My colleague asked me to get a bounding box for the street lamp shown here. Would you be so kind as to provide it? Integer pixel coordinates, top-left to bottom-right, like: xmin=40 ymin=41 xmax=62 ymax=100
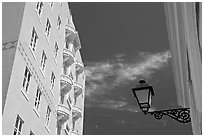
xmin=132 ymin=80 xmax=191 ymax=124
xmin=132 ymin=80 xmax=154 ymax=114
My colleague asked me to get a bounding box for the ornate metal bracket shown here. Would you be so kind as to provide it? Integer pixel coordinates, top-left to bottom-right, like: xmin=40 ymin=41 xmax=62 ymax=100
xmin=146 ymin=108 xmax=191 ymax=124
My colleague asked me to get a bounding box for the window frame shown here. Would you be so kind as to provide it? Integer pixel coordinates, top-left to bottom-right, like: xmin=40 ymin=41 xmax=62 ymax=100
xmin=45 ymin=18 xmax=51 ymax=37
xmin=22 ymin=66 xmax=31 ymax=93
xmin=30 ymin=130 xmax=34 ymax=135
xmin=57 ymin=15 xmax=62 ymax=30
xmin=54 ymin=42 xmax=59 ymax=58
xmin=13 ymin=115 xmax=24 ymax=135
xmin=40 ymin=50 xmax=47 ymax=73
xmin=50 ymin=71 xmax=55 ymax=90
xmin=30 ymin=27 xmax=38 ymax=52
xmin=50 ymin=2 xmax=54 ymax=9
xmin=34 ymin=86 xmax=42 ymax=111
xmin=45 ymin=106 xmax=51 ymax=126
xmin=36 ymin=2 xmax=43 ymax=17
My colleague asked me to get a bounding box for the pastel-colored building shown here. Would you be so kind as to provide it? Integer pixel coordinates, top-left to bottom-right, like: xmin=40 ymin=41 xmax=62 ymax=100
xmin=2 ymin=2 xmax=85 ymax=135
xmin=164 ymin=2 xmax=202 ymax=135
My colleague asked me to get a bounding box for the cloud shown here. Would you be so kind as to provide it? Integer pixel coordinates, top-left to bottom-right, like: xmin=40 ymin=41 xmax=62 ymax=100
xmin=84 ymin=50 xmax=171 ymax=112
xmin=85 ymin=50 xmax=171 ymax=97
xmin=86 ymin=98 xmax=139 ymax=113
xmin=115 ymin=53 xmax=126 ymax=62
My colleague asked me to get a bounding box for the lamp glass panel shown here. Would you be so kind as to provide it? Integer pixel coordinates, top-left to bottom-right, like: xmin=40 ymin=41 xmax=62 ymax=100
xmin=135 ymin=89 xmax=149 ymax=104
xmin=141 ymin=107 xmax=148 ymax=112
xmin=149 ymin=92 xmax=152 ymax=107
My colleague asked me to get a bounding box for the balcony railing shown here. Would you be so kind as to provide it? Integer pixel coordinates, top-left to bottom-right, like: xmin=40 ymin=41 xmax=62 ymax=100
xmin=73 ymin=32 xmax=81 ymax=51
xmin=63 ymin=48 xmax=75 ymax=68
xmin=66 ymin=25 xmax=76 ymax=34
xmin=65 ymin=25 xmax=76 ymax=44
xmin=72 ymin=105 xmax=82 ymax=121
xmin=65 ymin=24 xmax=81 ymax=51
xmin=74 ymin=81 xmax=83 ymax=98
xmin=64 ymin=123 xmax=70 ymax=135
xmin=60 ymin=74 xmax=73 ymax=95
xmin=76 ymin=60 xmax=84 ymax=76
xmin=70 ymin=131 xmax=80 ymax=135
xmin=57 ymin=104 xmax=70 ymax=125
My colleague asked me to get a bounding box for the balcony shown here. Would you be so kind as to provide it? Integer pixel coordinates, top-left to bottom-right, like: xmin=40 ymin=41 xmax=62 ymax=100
xmin=72 ymin=105 xmax=82 ymax=121
xmin=64 ymin=123 xmax=70 ymax=135
xmin=57 ymin=104 xmax=70 ymax=125
xmin=60 ymin=74 xmax=73 ymax=95
xmin=65 ymin=25 xmax=76 ymax=44
xmin=63 ymin=48 xmax=75 ymax=68
xmin=74 ymin=81 xmax=83 ymax=98
xmin=70 ymin=131 xmax=80 ymax=135
xmin=73 ymin=32 xmax=81 ymax=51
xmin=76 ymin=60 xmax=84 ymax=76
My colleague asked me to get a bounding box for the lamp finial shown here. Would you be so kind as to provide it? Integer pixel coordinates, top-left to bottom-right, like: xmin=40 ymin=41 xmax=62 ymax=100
xmin=139 ymin=79 xmax=146 ymax=84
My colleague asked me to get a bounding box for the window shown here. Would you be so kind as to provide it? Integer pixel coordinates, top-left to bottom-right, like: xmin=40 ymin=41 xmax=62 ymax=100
xmin=13 ymin=115 xmax=24 ymax=135
xmin=45 ymin=106 xmax=51 ymax=126
xmin=74 ymin=95 xmax=77 ymax=105
xmin=40 ymin=51 xmax=47 ymax=72
xmin=60 ymin=92 xmax=65 ymax=104
xmin=65 ymin=124 xmax=70 ymax=135
xmin=22 ymin=66 xmax=31 ymax=92
xmin=68 ymin=95 xmax=72 ymax=105
xmin=45 ymin=18 xmax=51 ymax=37
xmin=57 ymin=15 xmax=61 ymax=30
xmin=30 ymin=130 xmax=34 ymax=135
xmin=66 ymin=43 xmax=75 ymax=53
xmin=72 ymin=121 xmax=76 ymax=131
xmin=50 ymin=2 xmax=54 ymax=8
xmin=69 ymin=71 xmax=74 ymax=80
xmin=64 ymin=66 xmax=72 ymax=77
xmin=30 ymin=27 xmax=38 ymax=52
xmin=36 ymin=2 xmax=43 ymax=16
xmin=50 ymin=71 xmax=55 ymax=90
xmin=54 ymin=42 xmax=59 ymax=58
xmin=34 ymin=87 xmax=42 ymax=110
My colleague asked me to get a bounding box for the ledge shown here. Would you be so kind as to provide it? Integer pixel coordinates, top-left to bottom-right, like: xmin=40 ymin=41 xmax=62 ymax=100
xmin=21 ymin=89 xmax=29 ymax=101
xmin=44 ymin=124 xmax=50 ymax=133
xmin=33 ymin=107 xmax=40 ymax=118
xmin=49 ymin=88 xmax=54 ymax=96
xmin=44 ymin=33 xmax=50 ymax=46
xmin=29 ymin=46 xmax=36 ymax=60
xmin=57 ymin=28 xmax=61 ymax=38
xmin=35 ymin=9 xmax=42 ymax=24
xmin=39 ymin=68 xmax=46 ymax=79
xmin=53 ymin=56 xmax=58 ymax=66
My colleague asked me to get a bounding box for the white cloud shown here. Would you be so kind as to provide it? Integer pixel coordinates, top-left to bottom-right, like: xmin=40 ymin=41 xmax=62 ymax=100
xmin=86 ymin=98 xmax=139 ymax=113
xmin=85 ymin=50 xmax=171 ymax=97
xmin=84 ymin=50 xmax=171 ymax=112
xmin=115 ymin=53 xmax=126 ymax=62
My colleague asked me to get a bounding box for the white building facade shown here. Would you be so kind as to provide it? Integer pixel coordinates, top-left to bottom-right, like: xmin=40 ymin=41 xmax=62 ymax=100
xmin=164 ymin=2 xmax=202 ymax=135
xmin=2 ymin=2 xmax=85 ymax=135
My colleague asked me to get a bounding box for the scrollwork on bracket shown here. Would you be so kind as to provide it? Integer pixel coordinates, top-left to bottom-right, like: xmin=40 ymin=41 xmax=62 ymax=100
xmin=148 ymin=108 xmax=191 ymax=124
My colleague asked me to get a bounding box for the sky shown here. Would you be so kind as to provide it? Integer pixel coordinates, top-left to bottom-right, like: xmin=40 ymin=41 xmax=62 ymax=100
xmin=69 ymin=2 xmax=192 ymax=135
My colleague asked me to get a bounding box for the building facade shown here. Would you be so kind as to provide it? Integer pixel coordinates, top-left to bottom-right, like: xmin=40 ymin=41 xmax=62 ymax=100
xmin=164 ymin=2 xmax=202 ymax=135
xmin=2 ymin=2 xmax=85 ymax=135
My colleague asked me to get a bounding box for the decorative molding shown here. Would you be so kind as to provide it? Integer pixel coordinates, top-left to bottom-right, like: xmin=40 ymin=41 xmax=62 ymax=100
xmin=17 ymin=41 xmax=57 ymax=118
